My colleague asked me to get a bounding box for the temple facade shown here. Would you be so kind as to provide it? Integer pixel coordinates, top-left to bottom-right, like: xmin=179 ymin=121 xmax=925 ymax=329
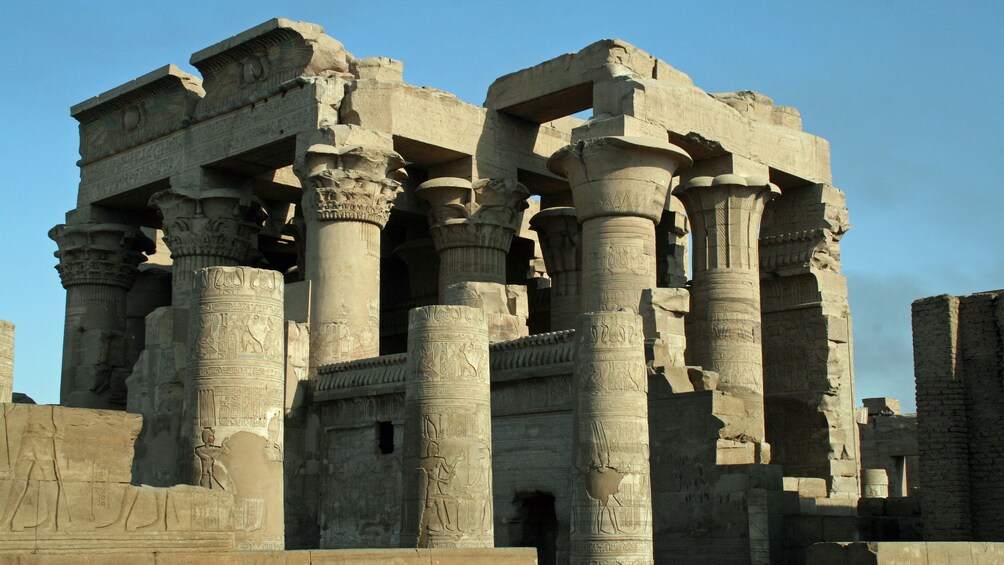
xmin=4 ymin=17 xmax=923 ymax=564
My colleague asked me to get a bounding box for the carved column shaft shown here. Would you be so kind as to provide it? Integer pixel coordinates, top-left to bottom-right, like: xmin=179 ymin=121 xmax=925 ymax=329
xmin=185 ymin=266 xmax=285 ymax=550
xmin=675 ymin=174 xmax=779 ymax=445
xmin=571 ymin=311 xmax=653 ymax=564
xmin=0 ymin=320 xmax=13 ymax=403
xmin=547 ymin=136 xmax=692 ymax=315
xmin=49 ymin=222 xmax=152 ymax=407
xmin=530 ymin=207 xmax=582 ymax=331
xmin=296 ymin=143 xmax=405 ymax=373
xmin=581 ymin=216 xmax=656 ymax=312
xmin=401 ymin=305 xmax=493 ymax=548
xmin=306 ymin=219 xmax=382 ymax=366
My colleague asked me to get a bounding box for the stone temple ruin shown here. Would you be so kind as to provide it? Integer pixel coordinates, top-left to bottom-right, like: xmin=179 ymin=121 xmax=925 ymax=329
xmin=2 ymin=17 xmax=1001 ymax=564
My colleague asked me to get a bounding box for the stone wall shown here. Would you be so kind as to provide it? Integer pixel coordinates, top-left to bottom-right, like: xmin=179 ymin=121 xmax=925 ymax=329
xmin=912 ymin=290 xmax=1004 ymax=541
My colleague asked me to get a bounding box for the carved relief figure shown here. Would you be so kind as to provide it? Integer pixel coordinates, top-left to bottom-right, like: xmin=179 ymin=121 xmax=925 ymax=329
xmin=194 ymin=427 xmax=233 ymax=491
xmin=419 ymin=440 xmax=461 ymax=538
xmin=584 ymin=422 xmax=625 ymax=535
xmin=0 ymin=406 xmax=67 ymax=531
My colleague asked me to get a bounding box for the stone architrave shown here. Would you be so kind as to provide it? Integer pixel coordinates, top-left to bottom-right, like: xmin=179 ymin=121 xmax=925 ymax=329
xmin=529 ymin=207 xmax=582 ymax=330
xmin=295 ymin=142 xmax=405 ymax=372
xmin=547 ymin=136 xmax=692 ymax=313
xmin=416 ymin=177 xmax=530 ymax=299
xmin=186 ymin=266 xmax=285 ymax=550
xmin=400 ymin=305 xmax=493 ymax=548
xmin=49 ymin=222 xmax=153 ymax=408
xmin=149 ymin=188 xmax=266 ymax=308
xmin=674 ymin=174 xmax=780 ymax=448
xmin=571 ymin=311 xmax=653 ymax=564
xmin=0 ymin=321 xmax=13 ymax=403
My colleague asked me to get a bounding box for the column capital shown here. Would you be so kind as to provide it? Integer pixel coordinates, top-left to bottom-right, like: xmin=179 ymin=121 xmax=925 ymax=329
xmin=49 ymin=222 xmax=153 ymax=289
xmin=529 ymin=207 xmax=581 ymax=277
xmin=296 ymin=143 xmax=406 ymax=227
xmin=149 ymin=188 xmax=266 ymax=261
xmin=417 ymin=177 xmax=530 ymax=252
xmin=673 ymin=174 xmax=780 ymax=271
xmin=547 ymin=136 xmax=692 ymax=223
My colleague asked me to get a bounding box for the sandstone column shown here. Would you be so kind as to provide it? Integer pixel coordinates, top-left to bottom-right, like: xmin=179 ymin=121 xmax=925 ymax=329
xmin=571 ymin=311 xmax=653 ymax=564
xmin=0 ymin=320 xmax=13 ymax=403
xmin=548 ymin=137 xmax=692 ymax=313
xmin=149 ymin=188 xmax=266 ymax=308
xmin=416 ymin=177 xmax=530 ymax=298
xmin=186 ymin=266 xmax=285 ymax=550
xmin=49 ymin=222 xmax=153 ymax=407
xmin=674 ymin=174 xmax=780 ymax=447
xmin=295 ymin=143 xmax=405 ymax=372
xmin=530 ymin=207 xmax=582 ymax=330
xmin=401 ymin=305 xmax=493 ymax=548
xmin=861 ymin=469 xmax=889 ymax=498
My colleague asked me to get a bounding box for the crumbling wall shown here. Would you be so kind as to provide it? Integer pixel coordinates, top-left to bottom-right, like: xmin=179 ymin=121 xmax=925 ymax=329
xmin=913 ymin=290 xmax=1004 ymax=542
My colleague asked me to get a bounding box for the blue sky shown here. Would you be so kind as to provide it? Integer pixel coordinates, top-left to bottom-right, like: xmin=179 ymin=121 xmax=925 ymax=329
xmin=1 ymin=1 xmax=1001 ymax=411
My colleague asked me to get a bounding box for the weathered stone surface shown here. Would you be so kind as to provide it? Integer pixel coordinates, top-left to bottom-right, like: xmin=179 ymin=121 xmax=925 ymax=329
xmin=149 ymin=187 xmax=267 ymax=308
xmin=549 ymin=136 xmax=691 ymax=314
xmin=530 ymin=207 xmax=582 ymax=331
xmin=807 ymin=542 xmax=1004 ymax=565
xmin=296 ymin=131 xmax=405 ymax=374
xmin=0 ymin=547 xmax=538 ymax=564
xmin=50 ymin=223 xmax=154 ymax=409
xmin=571 ymin=311 xmax=653 ymax=564
xmin=417 ymin=177 xmax=530 ymax=297
xmin=401 ymin=306 xmax=493 ymax=548
xmin=0 ymin=404 xmax=234 ymax=554
xmin=0 ymin=321 xmax=13 ymax=403
xmin=675 ymin=174 xmax=779 ymax=449
xmin=913 ymin=291 xmax=1004 ymax=542
xmin=46 ymin=19 xmax=880 ymax=563
xmin=71 ymin=64 xmax=204 ymax=164
xmin=190 ymin=18 xmax=351 ymax=121
xmin=185 ymin=267 xmax=285 ymax=550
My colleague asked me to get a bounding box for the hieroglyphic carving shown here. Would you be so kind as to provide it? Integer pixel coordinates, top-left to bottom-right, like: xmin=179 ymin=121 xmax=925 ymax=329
xmin=0 ymin=321 xmax=13 ymax=403
xmin=401 ymin=305 xmax=494 ymax=548
xmin=186 ymin=266 xmax=284 ymax=550
xmin=0 ymin=404 xmax=235 ymax=553
xmin=570 ymin=311 xmax=653 ymax=564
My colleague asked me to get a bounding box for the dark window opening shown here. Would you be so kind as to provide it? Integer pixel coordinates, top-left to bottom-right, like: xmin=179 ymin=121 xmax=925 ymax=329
xmin=378 ymin=421 xmax=394 ymax=454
